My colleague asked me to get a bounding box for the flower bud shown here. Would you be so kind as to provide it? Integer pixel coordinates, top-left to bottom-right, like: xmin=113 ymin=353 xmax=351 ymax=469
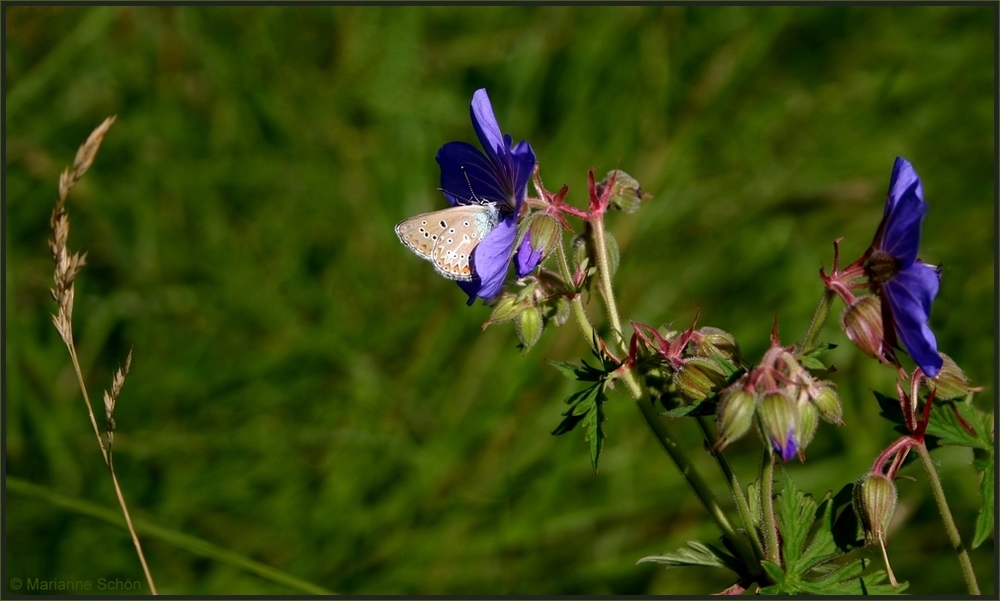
xmin=811 ymin=382 xmax=843 ymax=425
xmin=922 ymin=353 xmax=981 ymax=400
xmin=717 ymin=388 xmax=757 ymax=448
xmin=758 ymin=392 xmax=798 ymax=461
xmin=841 ymin=294 xmax=887 ymax=363
xmin=693 ymin=326 xmax=742 ymax=365
xmin=485 ymin=293 xmax=520 ymax=326
xmin=521 ymin=213 xmax=562 ymax=264
xmin=796 ymin=400 xmax=819 ymax=455
xmin=853 ymin=473 xmax=897 ymax=546
xmin=673 ymin=357 xmax=728 ymax=403
xmin=598 ymin=170 xmax=649 ymax=214
xmin=515 ymin=305 xmax=543 ymax=350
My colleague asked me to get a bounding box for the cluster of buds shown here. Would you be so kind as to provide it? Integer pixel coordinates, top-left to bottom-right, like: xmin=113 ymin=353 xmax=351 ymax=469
xmin=629 ymin=314 xmax=743 ymax=408
xmin=716 ymin=329 xmax=843 ymax=461
xmin=484 ymin=270 xmax=571 ymax=350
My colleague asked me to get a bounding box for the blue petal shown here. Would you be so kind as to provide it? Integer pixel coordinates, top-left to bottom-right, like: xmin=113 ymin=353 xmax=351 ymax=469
xmin=879 ymin=173 xmax=927 ymax=266
xmin=471 ymin=89 xmax=505 ymax=166
xmin=459 ymin=215 xmax=517 ymax=302
xmin=771 ymin=430 xmax=797 ymax=462
xmin=509 ymin=140 xmax=536 ymax=206
xmin=882 ymin=261 xmax=943 ymax=376
xmin=514 ymin=231 xmax=543 ymax=277
xmin=436 ymin=141 xmax=511 ymax=206
xmin=886 ymin=157 xmax=922 ymax=215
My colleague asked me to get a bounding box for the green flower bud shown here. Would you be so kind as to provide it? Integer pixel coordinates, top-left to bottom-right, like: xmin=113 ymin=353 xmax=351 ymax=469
xmin=922 ymin=353 xmax=981 ymax=400
xmin=515 ymin=305 xmax=543 ymax=350
xmin=717 ymin=388 xmax=757 ymax=448
xmin=521 ymin=213 xmax=562 ymax=263
xmin=812 ymin=382 xmax=843 ymax=425
xmin=796 ymin=400 xmax=819 ymax=453
xmin=841 ymin=295 xmax=887 ymax=363
xmin=673 ymin=357 xmax=728 ymax=402
xmin=853 ymin=473 xmax=898 ymax=546
xmin=694 ymin=326 xmax=742 ymax=365
xmin=598 ymin=170 xmax=649 ymax=214
xmin=758 ymin=392 xmax=798 ymax=461
xmin=485 ymin=293 xmax=520 ymax=326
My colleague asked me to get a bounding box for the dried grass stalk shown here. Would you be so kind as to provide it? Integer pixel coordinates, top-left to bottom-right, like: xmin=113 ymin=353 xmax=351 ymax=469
xmin=48 ymin=117 xmax=158 ymax=594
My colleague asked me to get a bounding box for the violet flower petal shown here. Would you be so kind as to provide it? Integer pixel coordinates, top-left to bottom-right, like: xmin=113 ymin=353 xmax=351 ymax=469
xmin=514 ymin=232 xmax=543 ymax=278
xmin=882 ymin=261 xmax=943 ymax=376
xmin=458 ymin=216 xmax=517 ymax=304
xmin=437 ymin=141 xmax=510 ymax=206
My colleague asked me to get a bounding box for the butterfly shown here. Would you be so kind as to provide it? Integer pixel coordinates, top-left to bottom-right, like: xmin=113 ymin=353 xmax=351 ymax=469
xmin=395 ymin=202 xmax=500 ymax=281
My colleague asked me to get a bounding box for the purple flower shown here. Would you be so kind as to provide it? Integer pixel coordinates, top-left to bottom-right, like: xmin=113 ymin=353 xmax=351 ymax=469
xmin=436 ymin=89 xmax=539 ymax=305
xmin=865 ymin=157 xmax=943 ymax=377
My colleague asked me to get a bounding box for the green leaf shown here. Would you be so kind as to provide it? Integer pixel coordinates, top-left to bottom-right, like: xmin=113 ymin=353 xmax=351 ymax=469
xmin=549 ymin=359 xmax=584 ymax=380
xmin=767 ymin=472 xmax=907 ymax=595
xmin=924 ymin=399 xmax=991 ymax=450
xmin=637 ymin=540 xmax=741 ymax=573
xmin=775 ymin=469 xmax=815 ymax=565
xmin=972 ymin=446 xmax=994 ymax=549
xmin=583 ymin=388 xmax=607 ymax=472
xmin=551 ymin=384 xmax=600 ymax=436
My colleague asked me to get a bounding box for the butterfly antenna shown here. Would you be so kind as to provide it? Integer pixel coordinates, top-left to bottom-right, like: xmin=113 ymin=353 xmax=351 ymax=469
xmin=438 ymin=166 xmax=492 ymax=207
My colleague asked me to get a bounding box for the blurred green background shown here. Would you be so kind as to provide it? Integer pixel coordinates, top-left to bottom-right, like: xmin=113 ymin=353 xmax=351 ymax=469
xmin=5 ymin=5 xmax=994 ymax=595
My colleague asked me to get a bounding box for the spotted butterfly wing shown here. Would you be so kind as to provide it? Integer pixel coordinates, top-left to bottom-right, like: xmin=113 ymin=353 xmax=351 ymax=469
xmin=395 ymin=204 xmax=500 ymax=281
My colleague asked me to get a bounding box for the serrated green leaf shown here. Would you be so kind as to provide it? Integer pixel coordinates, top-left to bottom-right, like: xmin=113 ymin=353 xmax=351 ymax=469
xmin=551 ymin=412 xmax=588 ymax=436
xmin=775 ymin=470 xmax=816 ymax=565
xmin=924 ymin=399 xmax=991 ymax=450
xmin=637 ymin=540 xmax=741 ymax=572
xmin=796 ymin=494 xmax=839 ymax=571
xmin=797 ymin=561 xmax=906 ymax=595
xmin=797 ymin=354 xmax=828 ymax=370
xmin=972 ymin=447 xmax=994 ymax=549
xmin=565 ymin=384 xmax=600 ymax=409
xmin=583 ymin=389 xmax=607 ymax=472
xmin=549 ymin=359 xmax=584 ymax=380
xmin=759 ymin=560 xmax=786 ymax=587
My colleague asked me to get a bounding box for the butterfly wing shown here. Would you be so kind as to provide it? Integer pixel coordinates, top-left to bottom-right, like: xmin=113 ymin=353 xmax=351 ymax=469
xmin=395 ymin=205 xmax=499 ymax=282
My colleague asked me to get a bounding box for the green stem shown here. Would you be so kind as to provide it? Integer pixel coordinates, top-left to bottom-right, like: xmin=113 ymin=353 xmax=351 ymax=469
xmin=697 ymin=416 xmax=765 ymax=562
xmin=556 ymin=238 xmax=597 ymax=349
xmin=633 ymin=391 xmax=758 ymax=572
xmin=590 ymin=217 xmax=626 ymax=354
xmin=760 ymin=450 xmax=779 ymax=564
xmin=800 ymin=288 xmax=835 ymax=353
xmin=569 ymin=216 xmax=757 ymax=574
xmin=914 ymin=443 xmax=980 ymax=594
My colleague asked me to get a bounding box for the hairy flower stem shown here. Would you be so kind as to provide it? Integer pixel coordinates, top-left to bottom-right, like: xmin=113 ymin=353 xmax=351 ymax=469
xmin=915 ymin=443 xmax=980 ymax=594
xmin=633 ymin=388 xmax=758 ymax=574
xmin=697 ymin=416 xmax=765 ymax=562
xmin=590 ymin=217 xmax=626 ymax=353
xmin=583 ymin=215 xmax=758 ymax=576
xmin=555 ymin=240 xmax=598 ymax=350
xmin=760 ymin=451 xmax=780 ymax=564
xmin=801 ymin=288 xmax=835 ymax=353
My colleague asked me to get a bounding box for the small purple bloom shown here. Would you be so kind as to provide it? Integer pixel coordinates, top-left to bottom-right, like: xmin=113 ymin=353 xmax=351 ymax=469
xmin=436 ymin=89 xmax=539 ymax=304
xmin=866 ymin=157 xmax=943 ymax=377
xmin=772 ymin=430 xmax=797 ymax=463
